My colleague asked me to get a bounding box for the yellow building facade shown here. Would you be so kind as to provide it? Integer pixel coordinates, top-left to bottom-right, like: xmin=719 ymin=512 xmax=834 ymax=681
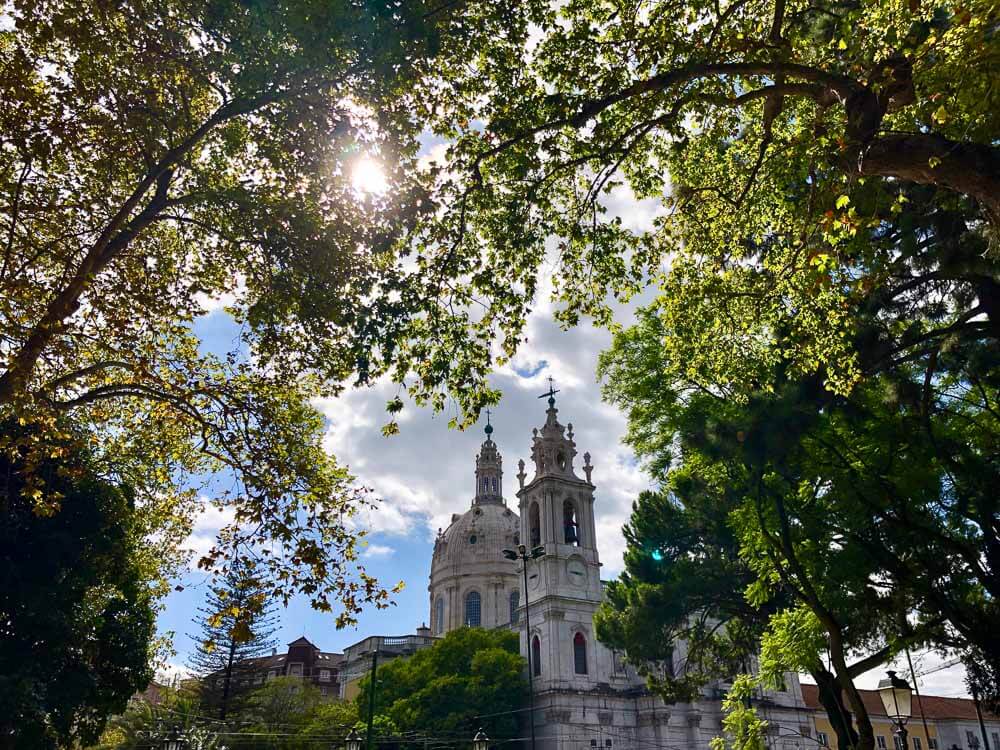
xmin=803 ymin=685 xmax=1000 ymax=750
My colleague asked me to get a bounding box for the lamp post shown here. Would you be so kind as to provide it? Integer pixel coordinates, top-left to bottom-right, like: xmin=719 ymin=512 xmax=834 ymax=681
xmin=345 ymin=728 xmax=364 ymax=750
xmin=366 ymin=645 xmax=380 ymax=750
xmin=473 ymin=728 xmax=490 ymax=750
xmin=878 ymin=670 xmax=914 ymax=750
xmin=503 ymin=543 xmax=544 ymax=750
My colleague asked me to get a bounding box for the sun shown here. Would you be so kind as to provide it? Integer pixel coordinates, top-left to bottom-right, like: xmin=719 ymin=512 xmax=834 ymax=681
xmin=351 ymin=156 xmax=388 ymax=195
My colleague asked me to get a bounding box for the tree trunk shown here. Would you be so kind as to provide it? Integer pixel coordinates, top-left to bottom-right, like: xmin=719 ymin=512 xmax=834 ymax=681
xmin=813 ymin=666 xmax=861 ymax=750
xmin=221 ymin=635 xmax=238 ymax=720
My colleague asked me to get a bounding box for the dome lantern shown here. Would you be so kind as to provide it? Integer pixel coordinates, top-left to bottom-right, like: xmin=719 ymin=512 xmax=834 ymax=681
xmin=474 ymin=409 xmax=504 ymax=505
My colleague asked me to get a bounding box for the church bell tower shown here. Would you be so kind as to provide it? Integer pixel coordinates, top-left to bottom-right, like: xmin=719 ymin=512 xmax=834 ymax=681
xmin=515 ymin=382 xmax=603 ymax=695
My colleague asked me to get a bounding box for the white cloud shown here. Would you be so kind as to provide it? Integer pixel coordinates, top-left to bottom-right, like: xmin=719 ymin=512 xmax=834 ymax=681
xmin=195 ymin=274 xmax=246 ymax=314
xmin=363 ymin=544 xmax=396 ymax=559
xmin=180 ymin=500 xmax=235 ymax=570
xmin=314 ymin=290 xmax=651 ymax=576
xmin=156 ymin=661 xmax=192 ymax=686
xmin=801 ymin=649 xmax=969 ymax=699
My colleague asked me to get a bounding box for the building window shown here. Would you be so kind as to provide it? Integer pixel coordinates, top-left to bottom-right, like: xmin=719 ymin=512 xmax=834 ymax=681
xmin=991 ymin=734 xmax=999 ymax=750
xmin=877 ymin=737 xmax=887 ymax=750
xmin=529 ymin=502 xmax=541 ymax=546
xmin=531 ymin=636 xmax=541 ymax=676
xmin=563 ymin=500 xmax=580 ymax=545
xmin=509 ymin=590 xmax=520 ymax=624
xmin=966 ymin=732 xmax=980 ymax=749
xmin=817 ymin=732 xmax=829 ymax=748
xmin=465 ymin=591 xmax=481 ymax=627
xmin=434 ymin=596 xmax=445 ymax=634
xmin=267 ymin=670 xmax=277 ymax=681
xmin=574 ymin=632 xmax=588 ymax=674
xmin=319 ymin=669 xmax=330 ymax=682
xmin=913 ymin=738 xmax=922 ymax=750
xmin=896 ymin=736 xmax=906 ymax=750
xmin=469 ymin=534 xmax=477 ymax=544
xmin=288 ymin=663 xmax=303 ymax=676
xmin=928 ymin=739 xmax=938 ymax=750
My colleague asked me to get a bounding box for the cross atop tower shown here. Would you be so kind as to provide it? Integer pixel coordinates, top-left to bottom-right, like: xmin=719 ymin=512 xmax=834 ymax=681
xmin=538 ymin=376 xmax=560 ymax=407
xmin=484 ymin=408 xmax=493 ymax=436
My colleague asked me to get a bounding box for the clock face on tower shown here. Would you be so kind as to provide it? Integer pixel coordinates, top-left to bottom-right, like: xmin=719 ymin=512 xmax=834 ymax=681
xmin=566 ymin=558 xmax=586 ymax=587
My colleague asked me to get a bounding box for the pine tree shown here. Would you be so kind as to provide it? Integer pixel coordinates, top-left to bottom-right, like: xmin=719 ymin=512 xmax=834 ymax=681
xmin=187 ymin=558 xmax=279 ymax=720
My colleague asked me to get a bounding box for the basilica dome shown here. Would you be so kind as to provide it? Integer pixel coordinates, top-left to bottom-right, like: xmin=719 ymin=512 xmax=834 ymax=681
xmin=427 ymin=426 xmax=523 ymax=634
xmin=432 ymin=502 xmax=521 ymax=571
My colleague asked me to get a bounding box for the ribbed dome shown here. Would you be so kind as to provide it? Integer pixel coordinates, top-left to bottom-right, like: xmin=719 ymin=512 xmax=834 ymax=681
xmin=427 ymin=424 xmax=523 ymax=634
xmin=432 ymin=503 xmax=520 ymax=569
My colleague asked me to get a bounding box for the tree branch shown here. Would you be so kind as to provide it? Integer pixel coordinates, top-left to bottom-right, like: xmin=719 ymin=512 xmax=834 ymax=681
xmin=855 ymin=133 xmax=1000 ymax=227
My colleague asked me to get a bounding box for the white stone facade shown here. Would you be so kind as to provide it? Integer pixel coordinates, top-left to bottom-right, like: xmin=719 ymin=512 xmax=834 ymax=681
xmin=429 ymin=397 xmax=814 ymax=750
xmin=429 ymin=425 xmax=522 ymax=633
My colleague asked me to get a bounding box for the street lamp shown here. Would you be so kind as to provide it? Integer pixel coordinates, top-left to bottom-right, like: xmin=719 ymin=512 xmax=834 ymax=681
xmin=878 ymin=670 xmax=913 ymax=750
xmin=473 ymin=728 xmax=490 ymax=750
xmin=345 ymin=728 xmax=364 ymax=750
xmin=502 ymin=543 xmax=544 ymax=750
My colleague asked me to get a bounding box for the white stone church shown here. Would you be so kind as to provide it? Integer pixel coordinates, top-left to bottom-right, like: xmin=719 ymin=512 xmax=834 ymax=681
xmin=425 ymin=391 xmax=815 ymax=750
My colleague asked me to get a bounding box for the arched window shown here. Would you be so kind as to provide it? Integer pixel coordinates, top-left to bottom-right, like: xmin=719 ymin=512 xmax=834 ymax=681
xmin=574 ymin=632 xmax=588 ymax=675
xmin=464 ymin=591 xmax=481 ymax=627
xmin=509 ymin=590 xmax=520 ymax=624
xmin=531 ymin=635 xmax=541 ymax=676
xmin=563 ymin=500 xmax=580 ymax=545
xmin=434 ymin=597 xmax=444 ymax=634
xmin=529 ymin=502 xmax=541 ymax=547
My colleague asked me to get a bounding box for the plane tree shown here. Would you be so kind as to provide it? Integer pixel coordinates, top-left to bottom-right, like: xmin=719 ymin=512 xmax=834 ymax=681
xmin=0 ymin=0 xmax=523 ymax=622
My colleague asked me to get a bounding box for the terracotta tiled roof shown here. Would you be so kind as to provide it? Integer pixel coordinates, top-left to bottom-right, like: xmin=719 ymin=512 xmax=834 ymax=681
xmin=801 ymin=684 xmax=1000 ymax=722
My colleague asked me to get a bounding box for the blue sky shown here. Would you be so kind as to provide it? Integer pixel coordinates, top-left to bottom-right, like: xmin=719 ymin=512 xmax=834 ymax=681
xmin=159 ymin=271 xmax=652 ymax=666
xmin=155 ymin=181 xmax=969 ymax=700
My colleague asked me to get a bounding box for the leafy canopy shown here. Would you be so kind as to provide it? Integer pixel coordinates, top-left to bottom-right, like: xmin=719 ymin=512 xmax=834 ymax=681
xmin=596 ymin=274 xmax=998 ymax=749
xmin=0 ymin=420 xmax=155 ymax=749
xmin=0 ymin=0 xmax=523 ymax=624
xmin=356 ymin=628 xmax=528 ymax=740
xmin=409 ymin=0 xmax=998 ymax=398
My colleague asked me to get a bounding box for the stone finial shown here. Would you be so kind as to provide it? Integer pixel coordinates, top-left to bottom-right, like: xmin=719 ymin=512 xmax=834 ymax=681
xmin=517 ymin=459 xmax=526 ymax=489
xmin=583 ymin=452 xmax=593 ymax=484
xmin=567 ymin=422 xmax=574 ymax=440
